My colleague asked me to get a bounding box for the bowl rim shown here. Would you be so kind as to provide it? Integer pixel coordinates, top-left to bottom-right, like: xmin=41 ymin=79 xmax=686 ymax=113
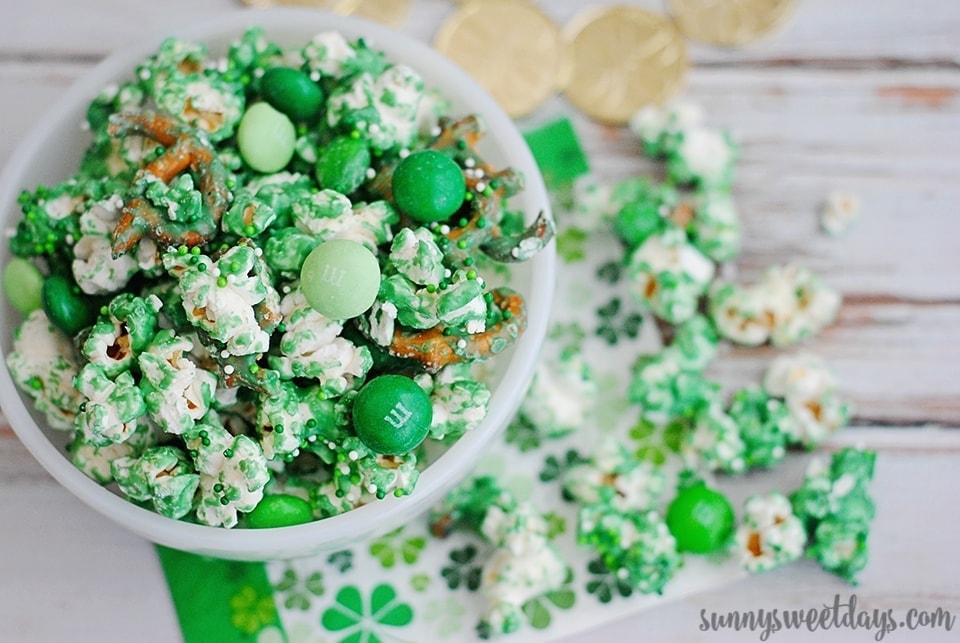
xmin=0 ymin=8 xmax=555 ymax=559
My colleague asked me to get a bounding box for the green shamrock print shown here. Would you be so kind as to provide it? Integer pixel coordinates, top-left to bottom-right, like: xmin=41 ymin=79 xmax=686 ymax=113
xmin=368 ymin=527 xmax=426 ymax=569
xmin=556 ymin=227 xmax=588 ymax=263
xmin=595 ymin=297 xmax=644 ymax=345
xmin=440 ymin=544 xmax=483 ymax=591
xmin=321 ymin=584 xmax=413 ymax=643
xmin=539 ymin=449 xmax=588 ymax=483
xmin=505 ymin=415 xmax=540 ymax=453
xmin=275 ymin=566 xmax=325 ymax=611
xmin=629 ymin=417 xmax=684 ymax=465
xmin=229 ymin=584 xmax=280 ymax=635
xmin=410 ymin=573 xmax=431 ymax=593
xmin=327 ymin=549 xmax=354 ymax=573
xmin=585 ymin=557 xmax=633 ymax=604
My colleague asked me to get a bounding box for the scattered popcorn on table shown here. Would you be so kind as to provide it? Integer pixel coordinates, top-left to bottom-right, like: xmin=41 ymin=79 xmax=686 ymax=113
xmin=819 ymin=190 xmax=861 ymax=236
xmin=515 ymin=350 xmax=596 ymax=440
xmin=710 ymin=264 xmax=841 ymax=347
xmin=428 ymin=477 xmax=569 ymax=638
xmin=683 ymin=398 xmax=747 ymax=474
xmin=763 ymin=352 xmax=852 ymax=448
xmin=736 ymin=492 xmax=807 ymax=573
xmin=562 ymin=439 xmax=666 ymax=512
xmin=791 ymin=448 xmax=876 ymax=583
xmin=577 ymin=503 xmax=681 ymax=595
xmin=727 ymin=386 xmax=791 ymax=470
xmin=627 ymin=227 xmax=715 ymax=325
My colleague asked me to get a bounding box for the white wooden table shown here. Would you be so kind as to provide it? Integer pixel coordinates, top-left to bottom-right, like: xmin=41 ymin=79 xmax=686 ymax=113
xmin=2 ymin=1 xmax=958 ymax=641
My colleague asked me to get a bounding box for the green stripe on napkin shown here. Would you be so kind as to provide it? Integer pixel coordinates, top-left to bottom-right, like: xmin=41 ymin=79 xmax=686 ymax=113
xmin=156 ymin=545 xmax=284 ymax=643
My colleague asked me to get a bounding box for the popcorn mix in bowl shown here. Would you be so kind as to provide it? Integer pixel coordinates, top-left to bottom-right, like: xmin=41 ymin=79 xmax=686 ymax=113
xmin=0 ymin=15 xmax=554 ymax=542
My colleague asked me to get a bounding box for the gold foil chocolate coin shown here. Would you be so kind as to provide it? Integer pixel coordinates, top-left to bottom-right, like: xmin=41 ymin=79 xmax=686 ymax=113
xmin=434 ymin=0 xmax=567 ymax=118
xmin=562 ymin=6 xmax=688 ymax=125
xmin=351 ymin=0 xmax=413 ymax=28
xmin=666 ymin=0 xmax=795 ymax=47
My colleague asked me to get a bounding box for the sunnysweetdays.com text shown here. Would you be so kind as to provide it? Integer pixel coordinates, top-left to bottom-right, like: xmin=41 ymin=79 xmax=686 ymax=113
xmin=699 ymin=594 xmax=956 ymax=641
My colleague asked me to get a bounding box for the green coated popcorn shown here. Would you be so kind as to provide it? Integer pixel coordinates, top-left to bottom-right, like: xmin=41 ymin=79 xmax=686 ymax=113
xmin=479 ymin=504 xmax=569 ymax=637
xmin=81 ymin=293 xmax=162 ymax=378
xmin=626 ymin=227 xmax=715 ymax=324
xmin=389 ymin=226 xmax=445 ymax=286
xmin=268 ymin=289 xmax=373 ymax=393
xmin=164 ymin=242 xmax=281 ymax=356
xmin=428 ymin=475 xmax=518 ymax=537
xmin=302 ymin=31 xmax=373 ymax=80
xmin=790 ymin=448 xmax=876 ymax=583
xmin=763 ymin=352 xmax=852 ymax=448
xmin=517 ymin=350 xmax=596 ymax=439
xmin=6 ymin=309 xmax=83 ymax=431
xmin=245 ymin=171 xmax=313 ymax=226
xmin=263 ymin=227 xmax=320 ymax=276
xmin=292 ymin=190 xmax=398 ymax=251
xmin=709 ymin=265 xmax=841 ymax=348
xmin=610 ymin=178 xmax=677 ymax=249
xmin=727 ymin=386 xmax=791 ymax=470
xmin=307 ymin=436 xmax=419 ymax=515
xmin=154 ymin=73 xmax=244 ymax=142
xmin=74 ymin=362 xmax=148 ymax=446
xmin=219 ymin=191 xmax=278 ymax=238
xmin=735 ymin=492 xmax=807 ymax=573
xmin=325 ymin=64 xmax=425 ymax=151
xmin=668 ymin=313 xmax=720 ymax=372
xmin=563 ymin=439 xmax=666 ymax=512
xmin=686 ymin=190 xmax=741 ymax=263
xmin=185 ymin=418 xmax=270 ymax=528
xmin=667 ymin=127 xmax=738 ymax=190
xmin=628 ymin=100 xmax=704 ymax=158
xmin=69 ymin=432 xmax=152 ymax=484
xmin=112 ymin=446 xmax=200 ymax=519
xmin=629 ymin=353 xmax=719 ymax=427
xmin=138 ymin=329 xmax=218 ymax=435
xmin=425 ymin=367 xmax=491 ymax=440
xmin=437 ymin=271 xmax=487 ymax=332
xmin=683 ymin=398 xmax=746 ymax=474
xmin=225 ymin=26 xmax=283 ymax=78
xmin=577 ymin=504 xmax=681 ymax=595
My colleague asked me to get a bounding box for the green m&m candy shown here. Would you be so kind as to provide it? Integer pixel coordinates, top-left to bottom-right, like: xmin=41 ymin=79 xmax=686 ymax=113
xmin=260 ymin=67 xmax=324 ymax=122
xmin=391 ymin=150 xmax=466 ymax=223
xmin=41 ymin=273 xmax=97 ymax=336
xmin=245 ymin=494 xmax=314 ymax=529
xmin=315 ymin=135 xmax=371 ymax=195
xmin=300 ymin=239 xmax=381 ymax=320
xmin=352 ymin=375 xmax=432 ymax=455
xmin=237 ymin=102 xmax=296 ymax=173
xmin=665 ymin=481 xmax=735 ymax=554
xmin=3 ymin=257 xmax=44 ymax=316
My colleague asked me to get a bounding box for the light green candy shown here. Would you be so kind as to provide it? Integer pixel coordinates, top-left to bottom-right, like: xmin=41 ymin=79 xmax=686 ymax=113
xmin=3 ymin=257 xmax=44 ymax=315
xmin=237 ymin=102 xmax=296 ymax=173
xmin=300 ymin=239 xmax=381 ymax=320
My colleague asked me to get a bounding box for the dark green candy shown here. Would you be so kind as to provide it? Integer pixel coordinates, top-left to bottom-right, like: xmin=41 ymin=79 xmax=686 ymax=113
xmin=245 ymin=494 xmax=314 ymax=528
xmin=352 ymin=375 xmax=433 ymax=455
xmin=260 ymin=67 xmax=324 ymax=122
xmin=315 ymin=135 xmax=371 ymax=195
xmin=391 ymin=150 xmax=466 ymax=223
xmin=665 ymin=481 xmax=735 ymax=554
xmin=41 ymin=273 xmax=97 ymax=336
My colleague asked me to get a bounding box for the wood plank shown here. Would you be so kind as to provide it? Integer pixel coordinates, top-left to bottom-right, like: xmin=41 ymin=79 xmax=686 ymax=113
xmin=4 ymin=63 xmax=959 ymax=301
xmin=2 ymin=0 xmax=959 ymax=64
xmin=541 ymin=67 xmax=960 ymax=301
xmin=706 ymin=302 xmax=960 ymax=426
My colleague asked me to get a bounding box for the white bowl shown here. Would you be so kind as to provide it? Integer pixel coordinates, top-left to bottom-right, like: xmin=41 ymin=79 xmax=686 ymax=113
xmin=0 ymin=9 xmax=554 ymax=560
